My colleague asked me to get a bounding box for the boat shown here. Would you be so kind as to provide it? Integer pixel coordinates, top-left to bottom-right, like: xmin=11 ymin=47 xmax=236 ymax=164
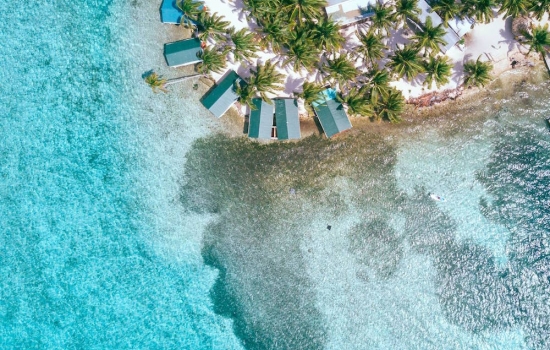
xmin=430 ymin=193 xmax=446 ymax=202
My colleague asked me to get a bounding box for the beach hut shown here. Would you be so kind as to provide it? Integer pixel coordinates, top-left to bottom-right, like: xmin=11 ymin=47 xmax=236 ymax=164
xmin=313 ymin=89 xmax=352 ymax=138
xmin=248 ymin=99 xmax=275 ymax=140
xmin=201 ymin=70 xmax=244 ymax=118
xmin=164 ymin=38 xmax=202 ymax=67
xmin=325 ymin=0 xmax=377 ymax=26
xmin=274 ymin=99 xmax=301 ymax=140
xmin=160 ymin=0 xmax=183 ymax=24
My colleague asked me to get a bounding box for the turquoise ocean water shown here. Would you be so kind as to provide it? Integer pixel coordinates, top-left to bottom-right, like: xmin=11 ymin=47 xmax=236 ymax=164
xmin=2 ymin=0 xmax=550 ymax=349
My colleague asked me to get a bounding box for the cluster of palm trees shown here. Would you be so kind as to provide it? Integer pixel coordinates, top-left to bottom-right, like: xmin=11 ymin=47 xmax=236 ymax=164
xmin=171 ymin=0 xmax=549 ymax=122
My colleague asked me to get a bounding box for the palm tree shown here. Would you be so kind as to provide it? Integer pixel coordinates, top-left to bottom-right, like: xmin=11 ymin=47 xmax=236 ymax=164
xmin=432 ymin=0 xmax=462 ymax=27
xmin=412 ymin=16 xmax=448 ymax=56
xmin=323 ymin=54 xmax=358 ymax=87
xmin=529 ymin=0 xmax=550 ymax=20
xmin=423 ymin=55 xmax=453 ymax=88
xmin=235 ymin=82 xmax=257 ymax=110
xmin=257 ymin=15 xmax=290 ymax=52
xmin=177 ymin=0 xmax=203 ymax=27
xmin=521 ymin=23 xmax=550 ymax=60
xmin=373 ymin=88 xmax=405 ymax=123
xmin=498 ymin=0 xmax=531 ymax=18
xmin=295 ymin=81 xmax=325 ymax=106
xmin=312 ymin=17 xmax=345 ymax=51
xmin=364 ymin=68 xmax=391 ymax=103
xmin=370 ymin=2 xmax=395 ymax=35
xmin=355 ymin=30 xmax=386 ymax=68
xmin=197 ymin=11 xmax=231 ymax=41
xmin=462 ymin=0 xmax=496 ymax=24
xmin=463 ymin=56 xmax=493 ymax=88
xmin=393 ymin=0 xmax=422 ymax=27
xmin=337 ymin=89 xmax=373 ymax=117
xmin=144 ymin=72 xmax=168 ymax=93
xmin=243 ymin=0 xmax=279 ymax=20
xmin=228 ymin=28 xmax=259 ymax=62
xmin=283 ymin=30 xmax=321 ymax=72
xmin=283 ymin=0 xmax=327 ymax=25
xmin=249 ymin=61 xmax=285 ymax=101
xmin=387 ymin=45 xmax=425 ymax=80
xmin=196 ymin=47 xmax=227 ymax=74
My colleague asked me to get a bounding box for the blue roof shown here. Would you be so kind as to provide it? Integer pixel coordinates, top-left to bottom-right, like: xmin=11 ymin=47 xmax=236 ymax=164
xmin=274 ymin=99 xmax=301 ymax=140
xmin=160 ymin=0 xmax=183 ymax=24
xmin=313 ymin=89 xmax=352 ymax=138
xmin=201 ymin=70 xmax=243 ymax=118
xmin=248 ymin=99 xmax=275 ymax=139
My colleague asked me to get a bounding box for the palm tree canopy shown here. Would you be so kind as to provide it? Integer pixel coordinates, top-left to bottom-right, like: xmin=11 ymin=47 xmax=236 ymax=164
xmin=355 ymin=30 xmax=386 ymax=67
xmin=249 ymin=61 xmax=285 ymax=101
xmin=462 ymin=0 xmax=496 ymax=23
xmin=197 ymin=47 xmax=227 ymax=74
xmin=431 ymin=0 xmax=462 ymax=27
xmin=529 ymin=0 xmax=550 ymax=20
xmin=498 ymin=0 xmax=531 ymax=18
xmin=394 ymin=0 xmax=422 ymax=25
xmin=282 ymin=30 xmax=321 ymax=72
xmin=324 ymin=54 xmax=358 ymax=86
xmin=387 ymin=45 xmax=425 ymax=80
xmin=229 ymin=28 xmax=260 ymax=62
xmin=412 ymin=16 xmax=448 ymax=56
xmin=337 ymin=89 xmax=373 ymax=117
xmin=463 ymin=56 xmax=493 ymax=87
xmin=364 ymin=68 xmax=391 ymax=102
xmin=283 ymin=0 xmax=327 ymax=24
xmin=197 ymin=11 xmax=231 ymax=41
xmin=145 ymin=72 xmax=168 ymax=93
xmin=177 ymin=0 xmax=203 ymax=26
xmin=373 ymin=88 xmax=405 ymax=123
xmin=370 ymin=3 xmax=395 ymax=34
xmin=257 ymin=14 xmax=290 ymax=52
xmin=312 ymin=17 xmax=345 ymax=51
xmin=522 ymin=23 xmax=550 ymax=55
xmin=235 ymin=83 xmax=257 ymax=110
xmin=423 ymin=55 xmax=453 ymax=88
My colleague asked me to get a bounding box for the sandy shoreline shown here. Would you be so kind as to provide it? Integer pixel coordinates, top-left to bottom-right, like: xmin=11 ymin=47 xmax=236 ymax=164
xmin=160 ymin=2 xmax=549 ymax=136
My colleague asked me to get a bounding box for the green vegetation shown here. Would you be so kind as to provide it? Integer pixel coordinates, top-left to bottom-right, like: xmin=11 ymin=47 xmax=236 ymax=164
xmin=423 ymin=55 xmax=453 ymax=88
xmin=180 ymin=0 xmax=546 ymax=122
xmin=463 ymin=56 xmax=493 ymax=88
xmin=521 ymin=23 xmax=550 ymax=56
xmin=144 ymin=72 xmax=168 ymax=93
xmin=388 ymin=45 xmax=425 ymax=81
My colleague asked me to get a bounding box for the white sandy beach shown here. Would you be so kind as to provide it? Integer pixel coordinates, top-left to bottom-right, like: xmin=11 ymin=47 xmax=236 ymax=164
xmin=195 ymin=0 xmax=548 ymax=109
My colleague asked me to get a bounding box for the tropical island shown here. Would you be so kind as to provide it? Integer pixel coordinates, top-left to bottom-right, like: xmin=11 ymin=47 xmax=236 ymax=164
xmin=148 ymin=0 xmax=550 ymax=138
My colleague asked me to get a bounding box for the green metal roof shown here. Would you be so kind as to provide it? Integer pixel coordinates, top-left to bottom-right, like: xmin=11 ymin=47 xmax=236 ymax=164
xmin=164 ymin=38 xmax=202 ymax=67
xmin=313 ymin=91 xmax=351 ymax=138
xmin=248 ymin=98 xmax=274 ymax=139
xmin=274 ymin=99 xmax=301 ymax=140
xmin=201 ymin=70 xmax=243 ymax=118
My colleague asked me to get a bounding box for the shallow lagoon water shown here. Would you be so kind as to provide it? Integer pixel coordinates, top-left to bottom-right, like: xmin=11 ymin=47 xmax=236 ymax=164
xmin=1 ymin=0 xmax=550 ymax=349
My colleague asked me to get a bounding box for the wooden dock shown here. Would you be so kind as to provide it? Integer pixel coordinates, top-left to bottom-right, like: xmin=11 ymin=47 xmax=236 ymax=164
xmin=165 ymin=74 xmax=201 ymax=86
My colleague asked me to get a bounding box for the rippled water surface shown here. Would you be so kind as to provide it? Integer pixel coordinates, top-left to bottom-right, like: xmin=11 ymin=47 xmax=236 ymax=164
xmin=1 ymin=0 xmax=549 ymax=348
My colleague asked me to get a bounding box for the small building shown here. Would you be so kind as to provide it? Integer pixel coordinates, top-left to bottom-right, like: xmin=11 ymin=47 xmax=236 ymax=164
xmin=325 ymin=0 xmax=376 ymax=26
xmin=201 ymin=70 xmax=244 ymax=118
xmin=160 ymin=0 xmax=183 ymax=24
xmin=274 ymin=99 xmax=301 ymax=140
xmin=313 ymin=89 xmax=352 ymax=138
xmin=248 ymin=99 xmax=275 ymax=139
xmin=164 ymin=38 xmax=202 ymax=67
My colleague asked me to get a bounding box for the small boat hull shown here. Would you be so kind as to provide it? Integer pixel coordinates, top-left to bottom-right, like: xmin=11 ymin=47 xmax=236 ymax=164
xmin=430 ymin=193 xmax=446 ymax=202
